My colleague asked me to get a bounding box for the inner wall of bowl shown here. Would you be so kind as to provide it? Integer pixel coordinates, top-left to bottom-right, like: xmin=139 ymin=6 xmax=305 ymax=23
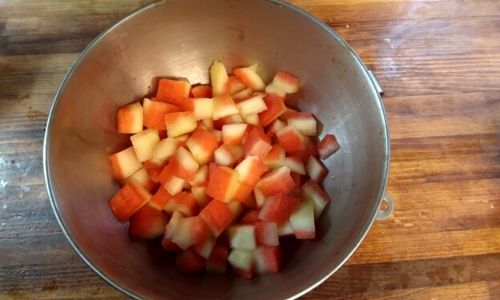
xmin=47 ymin=0 xmax=388 ymax=299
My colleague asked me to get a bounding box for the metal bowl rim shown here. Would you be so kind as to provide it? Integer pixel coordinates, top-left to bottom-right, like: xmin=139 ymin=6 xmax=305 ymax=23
xmin=43 ymin=0 xmax=390 ymax=299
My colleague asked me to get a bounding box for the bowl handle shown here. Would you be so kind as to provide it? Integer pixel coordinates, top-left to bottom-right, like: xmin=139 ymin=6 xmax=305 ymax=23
xmin=376 ymin=192 xmax=394 ymax=221
xmin=368 ymin=70 xmax=384 ymax=96
xmin=368 ymin=69 xmax=391 ymax=220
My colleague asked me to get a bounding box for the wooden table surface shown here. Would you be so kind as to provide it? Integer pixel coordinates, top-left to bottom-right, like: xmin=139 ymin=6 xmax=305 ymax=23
xmin=1 ymin=0 xmax=499 ymax=299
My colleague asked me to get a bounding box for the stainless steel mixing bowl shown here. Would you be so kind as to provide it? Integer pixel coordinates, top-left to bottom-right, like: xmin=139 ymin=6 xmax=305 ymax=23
xmin=44 ymin=0 xmax=390 ymax=298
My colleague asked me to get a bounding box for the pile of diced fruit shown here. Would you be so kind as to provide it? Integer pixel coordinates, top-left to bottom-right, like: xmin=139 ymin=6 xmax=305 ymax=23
xmin=108 ymin=61 xmax=339 ymax=278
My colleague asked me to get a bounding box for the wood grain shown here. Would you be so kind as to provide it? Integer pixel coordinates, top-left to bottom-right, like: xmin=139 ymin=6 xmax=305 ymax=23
xmin=1 ymin=0 xmax=499 ymax=299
